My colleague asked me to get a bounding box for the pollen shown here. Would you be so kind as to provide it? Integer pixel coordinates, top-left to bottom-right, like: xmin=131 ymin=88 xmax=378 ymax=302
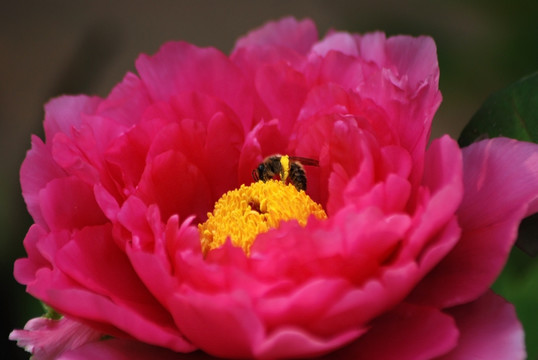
xmin=198 ymin=180 xmax=327 ymax=255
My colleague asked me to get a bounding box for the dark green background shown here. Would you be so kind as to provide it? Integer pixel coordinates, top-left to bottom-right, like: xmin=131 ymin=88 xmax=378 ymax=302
xmin=2 ymin=1 xmax=537 ymax=359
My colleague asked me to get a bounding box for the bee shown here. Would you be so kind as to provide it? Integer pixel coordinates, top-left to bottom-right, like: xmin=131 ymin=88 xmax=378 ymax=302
xmin=252 ymin=154 xmax=319 ymax=191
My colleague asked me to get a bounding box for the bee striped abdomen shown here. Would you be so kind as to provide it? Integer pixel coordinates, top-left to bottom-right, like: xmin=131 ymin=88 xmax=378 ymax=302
xmin=289 ymin=162 xmax=307 ymax=191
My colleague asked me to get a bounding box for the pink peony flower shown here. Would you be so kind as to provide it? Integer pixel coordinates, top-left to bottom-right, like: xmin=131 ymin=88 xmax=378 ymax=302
xmin=13 ymin=17 xmax=538 ymax=359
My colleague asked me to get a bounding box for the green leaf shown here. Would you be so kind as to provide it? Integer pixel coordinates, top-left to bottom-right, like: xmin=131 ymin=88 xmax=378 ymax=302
xmin=41 ymin=302 xmax=62 ymax=320
xmin=458 ymin=72 xmax=538 ymax=256
xmin=459 ymin=71 xmax=538 ymax=146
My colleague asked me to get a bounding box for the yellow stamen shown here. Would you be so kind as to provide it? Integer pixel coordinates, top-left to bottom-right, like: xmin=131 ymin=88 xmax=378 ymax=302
xmin=198 ymin=180 xmax=327 ymax=255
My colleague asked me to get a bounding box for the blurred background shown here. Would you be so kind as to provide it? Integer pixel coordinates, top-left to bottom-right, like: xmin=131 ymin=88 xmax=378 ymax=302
xmin=2 ymin=1 xmax=537 ymax=358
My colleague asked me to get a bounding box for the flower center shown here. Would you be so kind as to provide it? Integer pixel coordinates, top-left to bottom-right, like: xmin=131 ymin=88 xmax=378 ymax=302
xmin=198 ymin=180 xmax=327 ymax=255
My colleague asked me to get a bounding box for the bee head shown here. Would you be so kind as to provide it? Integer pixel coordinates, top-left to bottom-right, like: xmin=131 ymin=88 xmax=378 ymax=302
xmin=257 ymin=163 xmax=266 ymax=180
xmin=252 ymin=163 xmax=265 ymax=182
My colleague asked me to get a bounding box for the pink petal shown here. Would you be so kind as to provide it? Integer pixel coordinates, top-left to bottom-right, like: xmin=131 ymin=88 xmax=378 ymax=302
xmin=18 ymin=223 xmax=193 ymax=352
xmin=409 ymin=138 xmax=538 ymax=308
xmin=50 ymin=132 xmax=100 ymax=184
xmin=43 ymin=95 xmax=102 ymax=142
xmin=256 ymin=326 xmax=365 ymax=359
xmin=254 ymin=279 xmax=361 ymax=336
xmin=165 ymin=91 xmax=241 ymax=130
xmin=143 ymin=96 xmax=244 ymax=200
xmin=296 ymin=83 xmax=398 ymax=149
xmin=168 ymin=288 xmax=264 ymax=358
xmin=251 ymin=206 xmax=409 ymax=284
xmin=255 ymin=62 xmax=308 ymax=134
xmin=327 ymin=303 xmax=458 ymax=359
xmin=354 ymin=32 xmax=387 ymax=65
xmin=20 ymin=136 xmax=66 ymax=226
xmin=402 ymin=135 xmax=463 ymax=264
xmin=58 ymin=339 xmax=208 ymax=360
xmin=136 ymin=150 xmax=212 ymax=222
xmin=437 ymin=291 xmax=525 ymax=360
xmin=232 ymin=16 xmax=318 ymax=56
xmin=307 ymin=47 xmax=441 ymax=173
xmin=96 ymin=72 xmax=152 ymax=127
xmin=124 ymin=214 xmax=199 ymax=308
xmin=27 ymin=267 xmax=194 ymax=352
xmin=355 ymin=33 xmax=440 ymax=93
xmin=459 ymin=138 xmax=538 ymax=226
xmin=103 ymin=121 xmax=154 ymax=193
xmin=325 ymin=117 xmax=379 ymax=214
xmin=135 ymin=41 xmax=253 ymax=131
xmin=318 ymin=262 xmax=421 ymax=334
xmin=38 ymin=176 xmax=107 ymax=231
xmin=203 ymin=111 xmax=243 ymax=194
xmin=253 ymin=212 xmax=422 ymax=338
xmin=55 ymin=224 xmax=174 ymax=326
xmin=9 ymin=316 xmax=102 ymax=360
xmin=13 ymin=224 xmax=52 ymax=285
xmin=385 ymin=35 xmax=439 ymax=91
xmin=311 ymin=32 xmax=359 ymax=58
xmin=115 ymin=195 xmax=157 ymax=249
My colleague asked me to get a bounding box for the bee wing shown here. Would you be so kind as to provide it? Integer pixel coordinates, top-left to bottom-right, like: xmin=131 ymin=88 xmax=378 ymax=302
xmin=252 ymin=169 xmax=259 ymax=181
xmin=289 ymin=156 xmax=319 ymax=167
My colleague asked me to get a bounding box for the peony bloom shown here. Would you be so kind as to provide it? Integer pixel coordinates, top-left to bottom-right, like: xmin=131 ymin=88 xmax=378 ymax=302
xmin=12 ymin=17 xmax=538 ymax=359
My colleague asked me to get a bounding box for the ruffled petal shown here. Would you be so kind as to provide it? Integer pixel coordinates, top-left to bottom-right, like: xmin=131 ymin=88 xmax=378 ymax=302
xmin=307 ymin=35 xmax=441 ymax=172
xmin=135 ymin=42 xmax=253 ymax=131
xmin=9 ymin=317 xmax=102 ymax=360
